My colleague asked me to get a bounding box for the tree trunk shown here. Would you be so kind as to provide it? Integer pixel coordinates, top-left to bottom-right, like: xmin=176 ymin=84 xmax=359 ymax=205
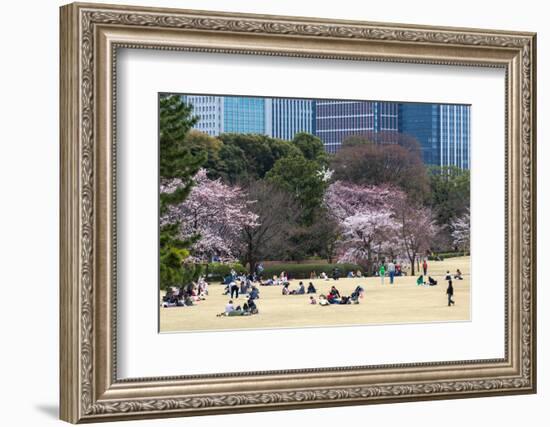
xmin=409 ymin=255 xmax=416 ymax=276
xmin=247 ymin=255 xmax=256 ymax=275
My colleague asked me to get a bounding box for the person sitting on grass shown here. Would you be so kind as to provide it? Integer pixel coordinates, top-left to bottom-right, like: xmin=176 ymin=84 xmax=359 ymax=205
xmin=329 ymin=285 xmax=341 ymax=299
xmin=307 ymin=282 xmax=317 ymax=294
xmin=282 ymin=283 xmax=290 ymax=295
xmin=416 ymin=275 xmax=425 ymax=286
xmin=227 ymin=306 xmax=244 ymax=316
xmin=248 ymin=286 xmax=259 ymax=300
xmin=198 ymin=277 xmax=209 ymax=296
xmin=318 ymin=294 xmax=330 ymax=306
xmin=396 ymin=263 xmax=403 ymax=276
xmin=350 ymin=285 xmax=364 ymax=303
xmin=339 ymin=296 xmax=352 ymax=304
xmin=428 ymin=276 xmax=438 ymax=286
xmin=327 ymin=292 xmax=341 ymax=305
xmin=309 ymin=296 xmax=317 ymax=305
xmin=454 ymin=269 xmax=464 ymax=280
xmin=347 ymin=271 xmax=355 ymax=278
xmin=162 ymin=294 xmax=184 ymax=308
xmin=310 ymin=271 xmax=317 ymax=279
xmin=240 ymin=280 xmax=248 ymax=296
xmin=356 ymin=269 xmax=363 ymax=278
xmin=162 ymin=287 xmax=176 ymax=302
xmin=247 ymin=297 xmax=259 ymax=314
xmin=219 ymin=300 xmax=234 ymax=316
xmin=296 ymin=281 xmax=305 ymax=295
xmin=261 ymin=277 xmax=273 ymax=286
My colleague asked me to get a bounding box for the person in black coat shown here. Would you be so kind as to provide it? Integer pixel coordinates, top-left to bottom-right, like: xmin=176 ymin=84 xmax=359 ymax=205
xmin=445 ymin=271 xmax=455 ymax=306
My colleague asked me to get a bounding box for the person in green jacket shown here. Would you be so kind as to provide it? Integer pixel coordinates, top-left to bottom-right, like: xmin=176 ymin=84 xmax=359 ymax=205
xmin=379 ymin=263 xmax=386 ymax=285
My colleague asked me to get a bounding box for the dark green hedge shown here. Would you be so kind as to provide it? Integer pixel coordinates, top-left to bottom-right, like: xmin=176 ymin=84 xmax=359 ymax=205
xmin=428 ymin=251 xmax=470 ymax=261
xmin=261 ymin=263 xmax=363 ymax=280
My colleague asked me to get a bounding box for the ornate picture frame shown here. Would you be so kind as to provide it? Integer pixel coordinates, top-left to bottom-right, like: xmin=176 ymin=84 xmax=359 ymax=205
xmin=60 ymin=2 xmax=536 ymax=423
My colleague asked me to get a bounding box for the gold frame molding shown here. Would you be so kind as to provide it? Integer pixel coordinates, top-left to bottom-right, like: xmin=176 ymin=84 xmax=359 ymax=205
xmin=60 ymin=2 xmax=537 ymax=423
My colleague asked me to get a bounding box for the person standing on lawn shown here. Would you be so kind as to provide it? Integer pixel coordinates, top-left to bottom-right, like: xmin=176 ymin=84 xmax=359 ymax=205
xmin=445 ymin=271 xmax=455 ymax=306
xmin=388 ymin=260 xmax=396 ymax=285
xmin=422 ymin=258 xmax=428 ymax=276
xmin=379 ymin=263 xmax=386 ymax=285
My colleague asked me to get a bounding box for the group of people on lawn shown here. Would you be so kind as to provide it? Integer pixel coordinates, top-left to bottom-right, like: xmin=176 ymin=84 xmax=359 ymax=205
xmin=218 ymin=270 xmax=261 ymax=316
xmin=219 ymin=298 xmax=259 ymax=317
xmin=280 ymin=281 xmax=364 ymax=305
xmin=164 ymin=260 xmax=463 ymax=314
xmin=161 ymin=277 xmax=209 ymax=308
xmin=310 ymin=285 xmax=365 ymax=306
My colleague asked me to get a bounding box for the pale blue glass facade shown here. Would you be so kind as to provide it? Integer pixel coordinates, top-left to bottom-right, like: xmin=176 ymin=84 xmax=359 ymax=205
xmin=223 ymin=97 xmax=266 ymax=134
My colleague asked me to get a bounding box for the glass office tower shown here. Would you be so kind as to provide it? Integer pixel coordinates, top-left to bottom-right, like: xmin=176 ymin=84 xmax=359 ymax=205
xmin=315 ymin=101 xmax=399 ymax=153
xmin=223 ymin=97 xmax=268 ymax=134
xmin=271 ymin=98 xmax=315 ymax=140
xmin=183 ymin=95 xmax=314 ymax=140
xmin=399 ymin=103 xmax=470 ymax=169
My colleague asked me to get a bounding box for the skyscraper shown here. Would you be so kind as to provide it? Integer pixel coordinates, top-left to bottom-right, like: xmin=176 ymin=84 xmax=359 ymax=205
xmin=180 ymin=95 xmax=223 ymax=136
xmin=314 ymin=100 xmax=399 ymax=153
xmin=181 ymin=95 xmax=470 ymax=170
xmin=399 ymin=103 xmax=470 ymax=169
xmin=222 ymin=97 xmax=269 ymax=134
xmin=183 ymin=95 xmax=313 ymax=140
xmin=439 ymin=104 xmax=470 ymax=170
xmin=271 ymin=98 xmax=315 ymax=140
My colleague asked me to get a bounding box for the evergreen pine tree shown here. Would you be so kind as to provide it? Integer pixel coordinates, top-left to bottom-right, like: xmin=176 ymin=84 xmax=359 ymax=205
xmin=159 ymin=95 xmax=206 ymax=213
xmin=159 ymin=95 xmax=206 ymax=289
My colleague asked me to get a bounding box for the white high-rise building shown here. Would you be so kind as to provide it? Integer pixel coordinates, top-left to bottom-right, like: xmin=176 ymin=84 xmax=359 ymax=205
xmin=182 ymin=95 xmax=314 ymax=140
xmin=181 ymin=95 xmax=224 ymax=136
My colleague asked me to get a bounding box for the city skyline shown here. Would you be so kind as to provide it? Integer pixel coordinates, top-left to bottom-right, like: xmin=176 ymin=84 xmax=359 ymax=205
xmin=179 ymin=94 xmax=471 ymax=169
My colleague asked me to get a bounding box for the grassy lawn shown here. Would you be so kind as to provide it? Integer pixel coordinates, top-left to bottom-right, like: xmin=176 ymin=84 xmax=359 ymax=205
xmin=160 ymin=256 xmax=470 ymax=333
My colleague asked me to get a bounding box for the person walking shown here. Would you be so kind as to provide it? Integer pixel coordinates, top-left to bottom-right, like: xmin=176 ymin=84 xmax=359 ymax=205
xmin=422 ymin=259 xmax=428 ymax=276
xmin=230 ymin=281 xmax=239 ymax=299
xmin=379 ymin=263 xmax=386 ymax=285
xmin=445 ymin=271 xmax=455 ymax=306
xmin=388 ymin=260 xmax=396 ymax=285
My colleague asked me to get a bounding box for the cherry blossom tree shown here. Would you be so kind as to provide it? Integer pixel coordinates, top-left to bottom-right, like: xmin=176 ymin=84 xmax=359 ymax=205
xmin=393 ymin=197 xmax=438 ymax=276
xmin=325 ymin=181 xmax=403 ymax=270
xmin=450 ymin=208 xmax=470 ymax=251
xmin=324 ymin=181 xmax=396 ymax=222
xmin=338 ymin=210 xmax=400 ymax=268
xmin=161 ymin=169 xmax=259 ymax=263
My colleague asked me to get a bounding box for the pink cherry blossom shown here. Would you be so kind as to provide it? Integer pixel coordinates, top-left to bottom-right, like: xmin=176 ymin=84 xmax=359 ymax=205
xmin=450 ymin=208 xmax=470 ymax=250
xmin=161 ymin=169 xmax=259 ymax=262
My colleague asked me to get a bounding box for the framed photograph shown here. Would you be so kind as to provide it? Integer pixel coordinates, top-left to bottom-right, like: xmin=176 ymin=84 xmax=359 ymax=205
xmin=60 ymin=2 xmax=537 ymax=423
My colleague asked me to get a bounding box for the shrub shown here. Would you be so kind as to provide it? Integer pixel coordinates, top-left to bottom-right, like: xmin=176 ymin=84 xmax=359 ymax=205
xmin=206 ymin=262 xmax=246 ymax=283
xmin=428 ymin=251 xmax=470 ymax=261
xmin=260 ymin=263 xmax=363 ymax=280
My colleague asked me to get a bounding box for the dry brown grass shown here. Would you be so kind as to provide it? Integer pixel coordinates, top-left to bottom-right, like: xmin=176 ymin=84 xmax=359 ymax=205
xmin=160 ymin=257 xmax=470 ymax=333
